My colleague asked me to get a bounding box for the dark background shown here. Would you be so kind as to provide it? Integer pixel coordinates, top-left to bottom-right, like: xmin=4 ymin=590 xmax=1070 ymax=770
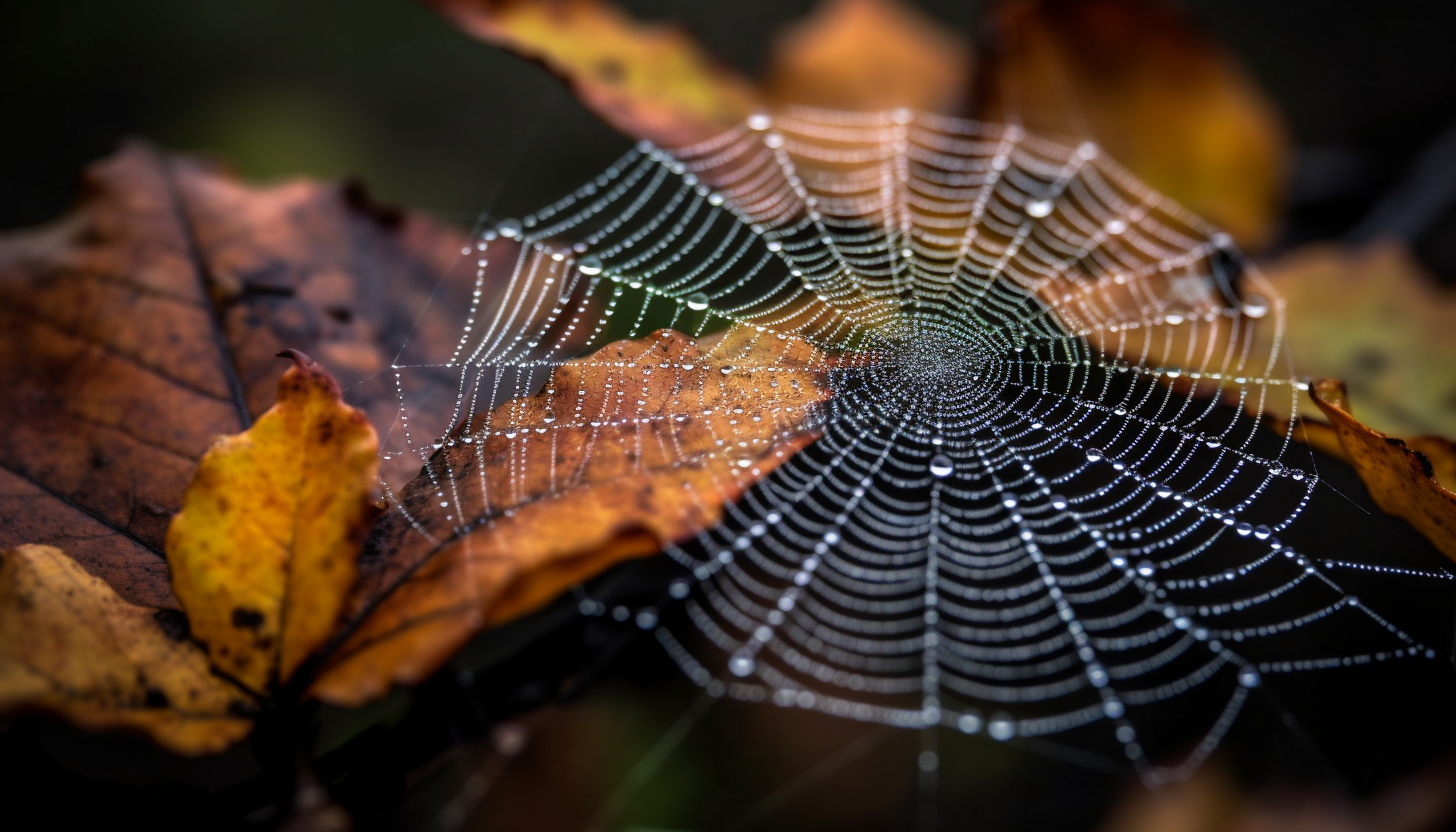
xmin=4 ymin=2 xmax=1456 ymax=830
xmin=4 ymin=0 xmax=1456 ymax=272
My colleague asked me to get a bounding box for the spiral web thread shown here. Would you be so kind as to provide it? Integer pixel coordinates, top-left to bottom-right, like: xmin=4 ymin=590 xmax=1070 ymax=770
xmin=384 ymin=108 xmax=1451 ymax=784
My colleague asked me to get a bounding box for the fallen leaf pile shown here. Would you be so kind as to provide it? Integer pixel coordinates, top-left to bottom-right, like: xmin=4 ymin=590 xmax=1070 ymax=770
xmin=1 ymin=0 xmax=1454 ymax=768
xmin=0 ymin=145 xmax=822 ymax=748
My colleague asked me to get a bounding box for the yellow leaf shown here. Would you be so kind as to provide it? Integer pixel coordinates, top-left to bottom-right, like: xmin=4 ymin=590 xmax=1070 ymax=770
xmin=0 ymin=544 xmax=253 ymax=755
xmin=167 ymin=351 xmax=380 ymax=694
xmin=421 ymin=0 xmax=761 ymax=146
xmin=1258 ymin=242 xmax=1456 ymax=439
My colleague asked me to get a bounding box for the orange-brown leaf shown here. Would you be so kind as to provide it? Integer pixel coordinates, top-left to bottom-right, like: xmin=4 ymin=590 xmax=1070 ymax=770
xmin=311 ymin=326 xmax=830 ymax=705
xmin=0 ymin=544 xmax=253 ymax=755
xmin=167 ymin=353 xmax=380 ymax=693
xmin=974 ymin=0 xmax=1289 ymax=250
xmin=1309 ymin=379 xmax=1456 ymax=562
xmin=421 ymin=0 xmax=760 ymax=147
xmin=0 ymin=144 xmax=473 ymax=609
xmin=764 ymin=0 xmax=972 ymax=113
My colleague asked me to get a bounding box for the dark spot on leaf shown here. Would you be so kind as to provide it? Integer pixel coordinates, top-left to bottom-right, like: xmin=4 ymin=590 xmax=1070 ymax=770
xmin=1351 ymin=349 xmax=1388 ymax=376
xmin=596 ymin=57 xmax=626 ymax=83
xmin=153 ymin=608 xmax=190 ymax=642
xmin=342 ymin=179 xmax=405 ymax=229
xmin=326 ymin=306 xmax=353 ymax=323
xmin=232 ymin=607 xmax=265 ymax=630
xmin=89 ymin=449 xmax=113 ymax=468
xmin=144 ymin=687 xmax=169 ymax=708
xmin=239 ymin=263 xmax=296 ymax=298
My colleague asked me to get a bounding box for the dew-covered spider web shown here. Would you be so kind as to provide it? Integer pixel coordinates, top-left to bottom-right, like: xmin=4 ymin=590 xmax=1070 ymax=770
xmin=381 ymin=108 xmax=1453 ymax=786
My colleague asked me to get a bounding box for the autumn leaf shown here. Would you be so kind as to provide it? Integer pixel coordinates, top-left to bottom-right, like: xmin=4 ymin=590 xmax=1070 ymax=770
xmin=763 ymin=0 xmax=971 ymax=113
xmin=431 ymin=0 xmax=1287 ymax=250
xmin=167 ymin=351 xmax=380 ymax=694
xmin=311 ymin=325 xmax=830 ymax=706
xmin=974 ymin=0 xmax=1289 ymax=250
xmin=0 ymin=138 xmax=828 ymax=727
xmin=0 ymin=543 xmax=253 ymax=755
xmin=0 ymin=143 xmax=473 ymax=608
xmin=1307 ymin=379 xmax=1456 ymax=562
xmin=1258 ymin=242 xmax=1456 ymax=440
xmin=0 ymin=353 xmax=381 ymax=751
xmin=420 ymin=0 xmax=761 ymax=147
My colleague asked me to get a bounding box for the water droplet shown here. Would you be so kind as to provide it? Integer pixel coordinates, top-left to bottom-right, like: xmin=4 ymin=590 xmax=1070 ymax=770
xmin=1086 ymin=448 xmax=1105 ymax=463
xmin=1242 ymin=293 xmax=1270 ymax=319
xmin=1235 ymin=521 xmax=1253 ymax=536
xmin=1026 ymin=199 xmax=1053 ymax=218
xmin=929 ymin=454 xmax=954 ymax=478
xmin=988 ymin=716 xmax=1016 ymax=741
xmin=685 ymin=292 xmax=710 ymax=311
xmin=746 ymin=112 xmax=772 ymax=131
xmin=957 ymin=712 xmax=983 ymax=733
xmin=1238 ymin=668 xmax=1261 ymax=688
xmin=729 ymin=653 xmax=756 ymax=677
xmin=1104 ymin=218 xmax=1128 ymax=235
xmin=918 ymin=751 xmax=939 ymax=772
xmin=1136 ymin=561 xmax=1156 ymax=578
xmin=669 ymin=579 xmax=690 ymax=599
xmin=577 ymin=255 xmax=603 ymax=275
xmin=1253 ymin=524 xmax=1271 ymax=540
xmin=497 ymin=218 xmax=522 ymax=239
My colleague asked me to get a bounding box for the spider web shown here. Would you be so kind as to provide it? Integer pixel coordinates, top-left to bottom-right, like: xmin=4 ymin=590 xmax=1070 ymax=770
xmin=382 ymin=108 xmax=1451 ymax=785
